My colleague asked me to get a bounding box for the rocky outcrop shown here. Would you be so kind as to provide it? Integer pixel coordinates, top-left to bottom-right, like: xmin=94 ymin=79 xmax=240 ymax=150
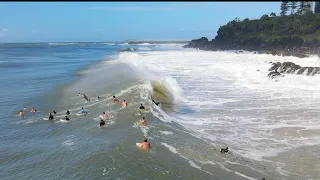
xmin=269 ymin=62 xmax=320 ymax=76
xmin=120 ymin=48 xmax=133 ymax=52
xmin=267 ymin=71 xmax=282 ymax=79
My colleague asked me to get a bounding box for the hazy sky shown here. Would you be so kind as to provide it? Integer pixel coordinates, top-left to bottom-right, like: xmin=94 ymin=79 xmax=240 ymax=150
xmin=0 ymin=2 xmax=281 ymax=42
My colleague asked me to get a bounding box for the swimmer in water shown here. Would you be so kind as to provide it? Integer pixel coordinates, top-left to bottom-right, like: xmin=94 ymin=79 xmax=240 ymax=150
xmin=31 ymin=107 xmax=37 ymax=113
xmin=97 ymin=96 xmax=100 ymax=100
xmin=122 ymin=100 xmax=128 ymax=108
xmin=113 ymin=96 xmax=119 ymax=103
xmin=141 ymin=139 xmax=150 ymax=150
xmin=48 ymin=113 xmax=54 ymax=120
xmin=66 ymin=110 xmax=70 ymax=115
xmin=23 ymin=107 xmax=28 ymax=111
xmin=141 ymin=117 xmax=147 ymax=126
xmin=102 ymin=112 xmax=107 ymax=118
xmin=83 ymin=94 xmax=89 ymax=101
xmin=78 ymin=93 xmax=81 ymax=96
xmin=139 ymin=104 xmax=145 ymax=109
xmin=100 ymin=119 xmax=106 ymax=126
xmin=81 ymin=107 xmax=88 ymax=115
xmin=19 ymin=110 xmax=24 ymax=117
xmin=65 ymin=116 xmax=70 ymax=121
xmin=52 ymin=110 xmax=57 ymax=115
xmin=220 ymin=147 xmax=229 ymax=153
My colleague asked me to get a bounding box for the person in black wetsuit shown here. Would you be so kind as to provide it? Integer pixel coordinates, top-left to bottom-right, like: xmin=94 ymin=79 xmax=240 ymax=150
xmin=139 ymin=104 xmax=145 ymax=109
xmin=100 ymin=120 xmax=106 ymax=126
xmin=65 ymin=116 xmax=70 ymax=121
xmin=48 ymin=113 xmax=54 ymax=120
xmin=150 ymin=95 xmax=160 ymax=106
xmin=220 ymin=147 xmax=229 ymax=153
xmin=52 ymin=110 xmax=57 ymax=115
xmin=66 ymin=110 xmax=70 ymax=115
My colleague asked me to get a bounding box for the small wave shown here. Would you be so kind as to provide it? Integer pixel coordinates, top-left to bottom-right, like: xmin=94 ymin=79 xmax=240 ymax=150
xmin=160 ymin=131 xmax=173 ymax=135
xmin=104 ymin=43 xmax=115 ymax=46
xmin=48 ymin=42 xmax=77 ymax=46
xmin=137 ymin=47 xmax=151 ymax=51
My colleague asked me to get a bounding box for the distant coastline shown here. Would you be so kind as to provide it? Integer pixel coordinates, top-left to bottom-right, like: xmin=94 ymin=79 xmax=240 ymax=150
xmin=184 ymin=2 xmax=320 ymax=58
xmin=127 ymin=40 xmax=190 ymax=44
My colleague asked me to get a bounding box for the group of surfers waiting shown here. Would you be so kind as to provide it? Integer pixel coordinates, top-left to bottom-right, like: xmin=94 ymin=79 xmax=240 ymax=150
xmin=19 ymin=93 xmax=157 ymax=150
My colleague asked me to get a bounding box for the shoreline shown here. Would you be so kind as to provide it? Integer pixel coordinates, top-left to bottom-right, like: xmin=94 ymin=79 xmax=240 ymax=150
xmin=184 ymin=43 xmax=320 ymax=59
xmin=183 ymin=37 xmax=320 ymax=59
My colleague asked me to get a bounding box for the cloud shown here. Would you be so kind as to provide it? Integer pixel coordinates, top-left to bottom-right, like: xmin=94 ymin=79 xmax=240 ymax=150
xmin=88 ymin=2 xmax=216 ymax=12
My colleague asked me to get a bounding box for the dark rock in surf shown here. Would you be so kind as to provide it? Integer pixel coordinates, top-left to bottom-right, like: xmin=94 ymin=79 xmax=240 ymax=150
xmin=267 ymin=71 xmax=282 ymax=79
xmin=120 ymin=48 xmax=133 ymax=52
xmin=269 ymin=62 xmax=320 ymax=76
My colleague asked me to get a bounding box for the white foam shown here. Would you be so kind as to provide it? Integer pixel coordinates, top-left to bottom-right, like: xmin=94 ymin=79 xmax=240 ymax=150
xmin=160 ymin=131 xmax=174 ymax=135
xmin=161 ymin=142 xmax=178 ymax=154
xmin=112 ymin=49 xmax=320 ymax=164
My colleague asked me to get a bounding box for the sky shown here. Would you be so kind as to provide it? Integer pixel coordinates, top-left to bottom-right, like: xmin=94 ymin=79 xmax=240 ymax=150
xmin=0 ymin=2 xmax=281 ymax=43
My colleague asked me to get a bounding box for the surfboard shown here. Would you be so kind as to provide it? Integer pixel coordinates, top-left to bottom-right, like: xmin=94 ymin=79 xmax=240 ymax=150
xmin=60 ymin=119 xmax=70 ymax=122
xmin=136 ymin=143 xmax=142 ymax=148
xmin=99 ymin=115 xmax=113 ymax=120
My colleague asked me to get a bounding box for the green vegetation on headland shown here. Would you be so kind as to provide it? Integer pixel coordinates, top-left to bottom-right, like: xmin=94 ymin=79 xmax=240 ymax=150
xmin=127 ymin=40 xmax=190 ymax=44
xmin=184 ymin=1 xmax=320 ymax=58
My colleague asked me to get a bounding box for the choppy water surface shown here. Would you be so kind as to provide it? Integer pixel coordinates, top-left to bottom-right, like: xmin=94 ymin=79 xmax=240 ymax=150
xmin=1 ymin=42 xmax=320 ymax=180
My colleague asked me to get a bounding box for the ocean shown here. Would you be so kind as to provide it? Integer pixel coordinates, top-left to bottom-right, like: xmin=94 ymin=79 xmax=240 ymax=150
xmin=1 ymin=42 xmax=320 ymax=180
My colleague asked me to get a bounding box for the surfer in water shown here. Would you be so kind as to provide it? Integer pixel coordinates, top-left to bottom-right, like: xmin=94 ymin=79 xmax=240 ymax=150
xmin=141 ymin=117 xmax=147 ymax=126
xmin=65 ymin=116 xmax=70 ymax=121
xmin=48 ymin=113 xmax=54 ymax=120
xmin=100 ymin=119 xmax=106 ymax=126
xmin=102 ymin=112 xmax=108 ymax=118
xmin=23 ymin=107 xmax=28 ymax=111
xmin=31 ymin=107 xmax=37 ymax=113
xmin=19 ymin=110 xmax=24 ymax=117
xmin=83 ymin=94 xmax=89 ymax=101
xmin=66 ymin=110 xmax=70 ymax=115
xmin=220 ymin=147 xmax=229 ymax=153
xmin=52 ymin=110 xmax=57 ymax=115
xmin=78 ymin=93 xmax=81 ymax=96
xmin=81 ymin=107 xmax=88 ymax=115
xmin=139 ymin=104 xmax=145 ymax=109
xmin=150 ymin=95 xmax=160 ymax=106
xmin=97 ymin=96 xmax=100 ymax=100
xmin=122 ymin=100 xmax=128 ymax=108
xmin=113 ymin=96 xmax=119 ymax=103
xmin=141 ymin=139 xmax=150 ymax=150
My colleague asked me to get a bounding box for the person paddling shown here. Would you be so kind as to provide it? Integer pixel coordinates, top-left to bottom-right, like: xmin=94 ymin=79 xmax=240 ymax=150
xmin=141 ymin=139 xmax=150 ymax=150
xmin=141 ymin=117 xmax=147 ymax=126
xmin=48 ymin=113 xmax=54 ymax=120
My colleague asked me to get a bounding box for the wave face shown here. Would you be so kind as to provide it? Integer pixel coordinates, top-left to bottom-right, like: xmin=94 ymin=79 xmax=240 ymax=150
xmin=114 ymin=49 xmax=320 ymax=179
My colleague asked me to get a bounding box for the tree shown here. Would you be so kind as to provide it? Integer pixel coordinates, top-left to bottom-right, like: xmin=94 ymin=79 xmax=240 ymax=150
xmin=280 ymin=1 xmax=289 ymax=16
xmin=290 ymin=1 xmax=298 ymax=14
xmin=270 ymin=12 xmax=277 ymax=17
xmin=315 ymin=2 xmax=320 ymax=14
xmin=261 ymin=14 xmax=269 ymax=20
xmin=298 ymin=1 xmax=306 ymax=14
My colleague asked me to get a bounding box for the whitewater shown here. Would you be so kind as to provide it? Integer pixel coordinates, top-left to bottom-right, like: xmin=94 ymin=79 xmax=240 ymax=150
xmin=111 ymin=48 xmax=320 ymax=179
